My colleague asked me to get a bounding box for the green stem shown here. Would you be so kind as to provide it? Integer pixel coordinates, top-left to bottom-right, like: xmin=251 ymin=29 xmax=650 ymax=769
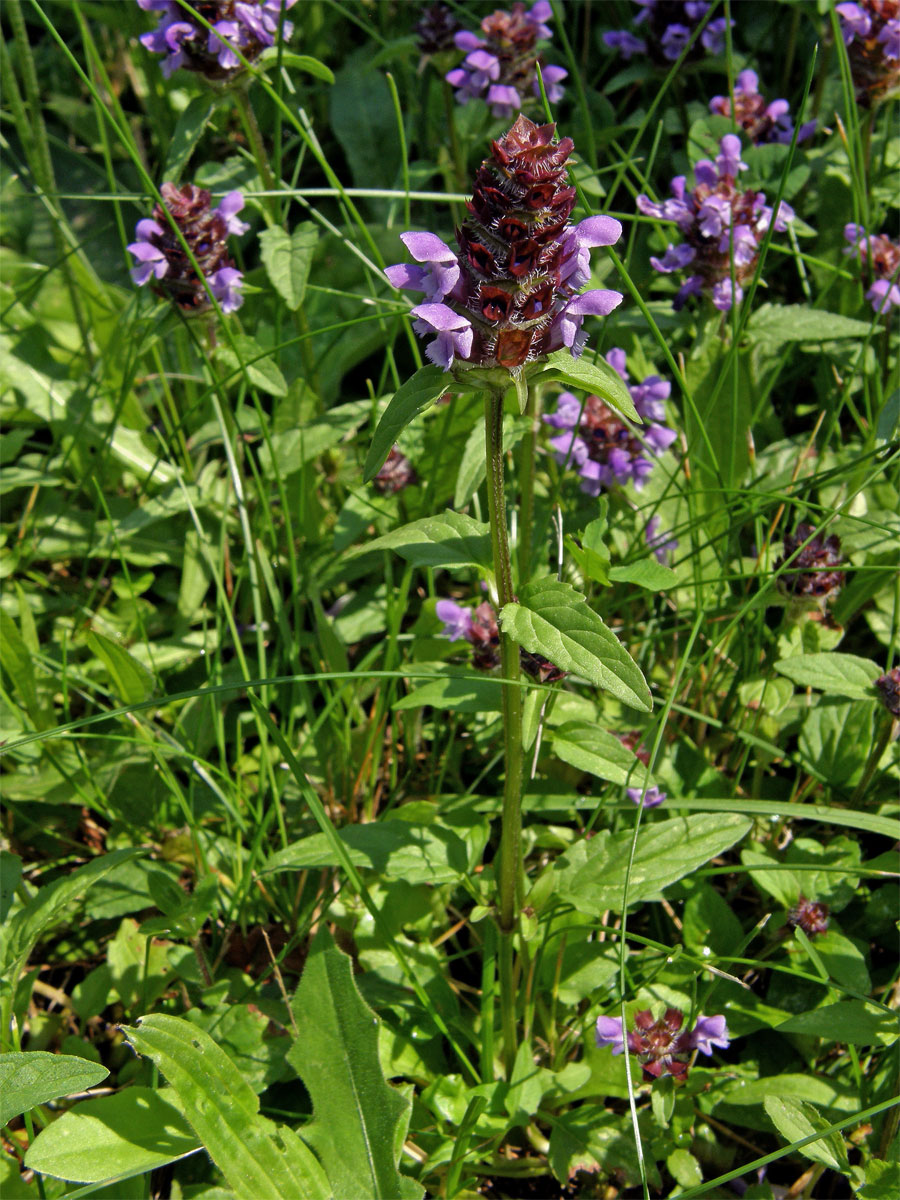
xmin=235 ymin=85 xmax=278 ymax=222
xmin=484 ymin=387 xmax=524 ymax=1076
xmin=850 ymin=712 xmax=895 ymax=806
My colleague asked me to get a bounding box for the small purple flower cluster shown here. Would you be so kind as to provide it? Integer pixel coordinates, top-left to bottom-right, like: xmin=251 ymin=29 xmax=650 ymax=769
xmin=774 ymin=523 xmax=845 ymax=604
xmin=787 ymin=896 xmax=830 ymax=937
xmin=604 ymin=0 xmax=731 ymax=65
xmin=637 ymin=134 xmax=794 ymax=311
xmin=138 ymin=0 xmax=296 ymax=80
xmin=874 ymin=666 xmax=900 ymax=717
xmin=436 ymin=598 xmax=564 ymax=681
xmin=544 ymin=348 xmax=676 ymax=495
xmin=844 ymin=224 xmax=900 ymax=313
xmin=128 ymin=183 xmax=248 ymax=313
xmin=373 ymin=447 xmax=417 ymax=494
xmin=386 ymin=116 xmax=623 ymax=373
xmin=446 ymin=2 xmax=566 ymax=118
xmin=596 ymin=1007 xmax=730 ymax=1080
xmin=645 ymin=515 xmax=678 ymax=565
xmin=836 ymin=0 xmax=900 ymax=106
xmin=709 ymin=69 xmax=816 ymax=146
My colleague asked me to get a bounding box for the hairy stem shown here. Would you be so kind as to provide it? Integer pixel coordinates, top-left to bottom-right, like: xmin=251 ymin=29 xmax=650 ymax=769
xmin=485 ymin=387 xmax=525 ymax=1075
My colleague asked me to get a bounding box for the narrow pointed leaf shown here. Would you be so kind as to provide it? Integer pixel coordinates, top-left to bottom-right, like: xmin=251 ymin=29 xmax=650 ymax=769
xmin=86 ymin=631 xmax=154 ymax=705
xmin=364 ymin=366 xmax=450 ymax=480
xmin=366 ymin=511 xmax=492 ymax=571
xmin=259 ymin=224 xmax=318 ymax=311
xmin=500 ymin=578 xmax=651 ymax=711
xmin=288 ymin=931 xmax=424 ymax=1200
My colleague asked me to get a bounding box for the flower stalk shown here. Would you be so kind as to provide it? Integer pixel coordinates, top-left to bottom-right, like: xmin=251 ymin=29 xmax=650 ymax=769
xmin=485 ymin=384 xmax=525 ymax=1076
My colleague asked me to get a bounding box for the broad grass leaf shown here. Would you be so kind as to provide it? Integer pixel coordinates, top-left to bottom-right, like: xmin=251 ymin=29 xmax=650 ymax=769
xmin=259 ymin=224 xmax=318 ymax=311
xmin=552 ymin=721 xmax=656 ymax=788
xmin=776 ymin=1001 xmax=898 ymax=1046
xmin=23 ymin=1087 xmax=198 ymax=1184
xmin=366 ymin=511 xmax=492 ymax=572
xmin=500 ymin=578 xmax=651 ymax=712
xmin=774 ymin=652 xmax=881 ymax=700
xmin=214 ymin=336 xmax=288 ymax=397
xmin=763 ymin=1095 xmax=850 ymax=1174
xmin=608 ymin=559 xmax=677 ymax=590
xmin=123 ymin=1015 xmax=331 ymax=1200
xmin=364 ymin=366 xmax=450 ymax=480
xmin=537 ymin=352 xmax=639 ymax=422
xmin=267 ymin=51 xmax=335 ymax=83
xmin=1 ymin=848 xmax=142 ymax=979
xmin=288 ymin=931 xmax=424 ymax=1200
xmin=749 ymin=304 xmax=874 ymax=346
xmin=0 ymin=1052 xmax=109 ymax=1127
xmin=85 ymin=632 xmax=154 ymax=705
xmin=554 ymin=815 xmax=752 ymax=912
xmin=265 ymin=819 xmax=474 ymax=885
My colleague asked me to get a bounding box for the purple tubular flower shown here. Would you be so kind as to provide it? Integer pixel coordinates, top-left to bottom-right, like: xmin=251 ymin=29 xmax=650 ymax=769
xmin=385 ymin=231 xmax=460 ymax=301
xmin=446 ymin=2 xmax=565 ymax=111
xmin=386 ymin=116 xmax=623 ymax=373
xmin=689 ymin=1014 xmax=730 ymax=1056
xmin=436 ymin=599 xmax=473 ymax=641
xmin=638 ymin=133 xmax=796 ymax=311
xmin=879 ymin=18 xmax=900 ymax=59
xmin=128 ymin=182 xmax=246 ymax=314
xmin=837 ymin=2 xmax=872 ymax=43
xmin=595 ymin=1016 xmax=626 ymax=1054
xmin=646 ymin=516 xmax=678 ymax=564
xmin=605 ymin=0 xmax=731 ymax=65
xmin=411 ymin=303 xmax=473 ymax=369
xmin=544 ymin=349 xmax=676 ymax=495
xmin=626 ymin=785 xmax=666 ymax=808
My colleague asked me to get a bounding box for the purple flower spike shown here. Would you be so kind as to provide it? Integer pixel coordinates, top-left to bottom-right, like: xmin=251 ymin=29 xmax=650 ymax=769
xmin=137 ymin=0 xmax=296 ymax=82
xmin=128 ymin=181 xmax=246 ymax=314
xmin=836 ymin=1 xmax=900 ymax=105
xmin=638 ymin=133 xmax=797 ymax=311
xmin=626 ymin=785 xmax=666 ymax=808
xmin=596 ymin=1007 xmax=730 ymax=1080
xmin=595 ymin=1016 xmax=626 ymax=1054
xmin=445 ymin=2 xmax=565 ymax=111
xmin=844 ymin=223 xmax=900 ymax=314
xmin=605 ymin=1 xmax=731 ymax=66
xmin=544 ymin=350 xmax=676 ymax=495
xmin=386 ymin=116 xmax=623 ymax=373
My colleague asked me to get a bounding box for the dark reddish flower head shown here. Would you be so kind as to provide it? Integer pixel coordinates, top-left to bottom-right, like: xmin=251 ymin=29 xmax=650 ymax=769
xmin=875 ymin=666 xmax=900 ymax=717
xmin=127 ymin=183 xmax=247 ymax=313
xmin=836 ymin=1 xmax=900 ymax=107
xmin=386 ymin=115 xmax=623 ymax=373
xmin=774 ymin=523 xmax=845 ymax=603
xmin=788 ymin=895 xmax=830 ymax=937
xmin=596 ymin=1007 xmax=730 ymax=1080
xmin=373 ymin=447 xmax=417 ymax=494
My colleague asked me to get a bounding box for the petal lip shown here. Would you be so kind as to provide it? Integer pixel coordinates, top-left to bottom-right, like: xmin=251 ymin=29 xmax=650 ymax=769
xmin=565 ymin=288 xmax=624 ymax=317
xmin=400 ymin=231 xmax=457 ymax=262
xmin=411 ymin=302 xmax=471 ymax=332
xmin=573 ymin=214 xmax=623 ymax=247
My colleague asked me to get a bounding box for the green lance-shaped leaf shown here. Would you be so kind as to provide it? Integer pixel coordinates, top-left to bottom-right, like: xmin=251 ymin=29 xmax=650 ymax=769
xmin=552 ymin=721 xmax=658 ymax=789
xmin=85 ymin=631 xmax=154 ymax=705
xmin=0 ymin=1052 xmax=109 ymax=1128
xmin=287 ymin=930 xmax=424 ymax=1200
xmin=164 ymin=94 xmax=219 ymax=183
xmin=364 ymin=366 xmax=451 ymax=481
xmin=23 ymin=1087 xmax=198 ymax=1185
xmin=1 ymin=847 xmax=142 ymax=980
xmin=366 ymin=510 xmax=493 ymax=573
xmin=500 ymin=577 xmax=651 ymax=712
xmin=123 ymin=1015 xmax=331 ymax=1200
xmin=774 ymin=652 xmax=882 ymax=701
xmin=259 ymin=224 xmax=318 ymax=311
xmin=213 ymin=336 xmax=288 ymax=397
xmin=763 ymin=1095 xmax=851 ymax=1175
xmin=536 ymin=351 xmax=639 ymax=422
